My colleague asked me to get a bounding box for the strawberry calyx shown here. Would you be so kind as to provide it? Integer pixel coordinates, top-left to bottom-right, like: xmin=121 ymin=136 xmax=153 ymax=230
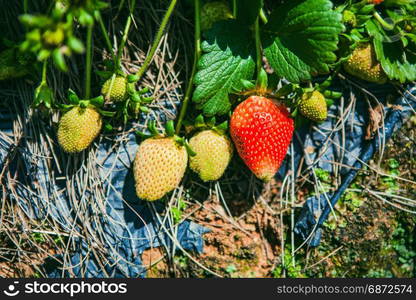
xmin=98 ymin=70 xmax=153 ymax=120
xmin=255 ymin=68 xmax=269 ymax=95
xmin=189 ymin=114 xmax=229 ymax=136
xmin=136 ymin=120 xmax=196 ymax=157
xmin=57 ymin=89 xmax=115 ymax=119
xmin=288 ymin=77 xmax=342 ymax=125
xmin=33 ymin=82 xmax=54 ymax=109
xmin=238 ymin=86 xmax=274 ymax=98
xmin=339 ymin=0 xmax=377 ymax=29
xmin=174 ymin=135 xmax=197 ymax=157
xmin=238 ymin=68 xmax=273 ymax=98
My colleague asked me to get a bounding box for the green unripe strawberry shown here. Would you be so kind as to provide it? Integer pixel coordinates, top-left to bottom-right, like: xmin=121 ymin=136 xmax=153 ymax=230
xmin=101 ymin=76 xmax=128 ymax=102
xmin=298 ymin=91 xmax=328 ymax=122
xmin=133 ymin=137 xmax=188 ymax=201
xmin=343 ymin=43 xmax=388 ymax=84
xmin=342 ymin=10 xmax=357 ymax=27
xmin=57 ymin=106 xmax=102 ymax=153
xmin=189 ymin=130 xmax=233 ymax=181
xmin=200 ymin=1 xmax=233 ymax=31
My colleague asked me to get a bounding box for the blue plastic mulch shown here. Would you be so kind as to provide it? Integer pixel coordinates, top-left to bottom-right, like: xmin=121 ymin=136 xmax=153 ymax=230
xmin=290 ymin=83 xmax=416 ymax=246
xmin=1 ymin=82 xmax=415 ymax=277
xmin=0 ymin=95 xmax=209 ymax=278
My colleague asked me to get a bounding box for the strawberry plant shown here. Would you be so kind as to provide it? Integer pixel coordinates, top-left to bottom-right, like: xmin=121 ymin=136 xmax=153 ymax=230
xmin=2 ymin=0 xmax=416 ymax=279
xmin=11 ymin=0 xmax=415 ymax=196
xmin=343 ymin=42 xmax=388 ymax=83
xmin=174 ymin=0 xmax=345 ymax=183
xmin=191 ymin=0 xmax=344 ymax=116
xmin=338 ymin=0 xmax=416 ymax=83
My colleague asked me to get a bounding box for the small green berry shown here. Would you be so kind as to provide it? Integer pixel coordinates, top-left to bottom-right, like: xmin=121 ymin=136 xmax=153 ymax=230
xmin=298 ymin=91 xmax=328 ymax=122
xmin=101 ymin=76 xmax=128 ymax=102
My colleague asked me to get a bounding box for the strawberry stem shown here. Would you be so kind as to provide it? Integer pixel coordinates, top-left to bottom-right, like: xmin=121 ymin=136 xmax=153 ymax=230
xmin=178 ymin=138 xmax=196 ymax=157
xmin=41 ymin=59 xmax=48 ymax=85
xmin=95 ymin=11 xmax=114 ymax=58
xmin=232 ymin=0 xmax=237 ymax=17
xmin=175 ymin=0 xmax=201 ymax=134
xmin=148 ymin=120 xmax=159 ymax=136
xmin=373 ymin=11 xmax=395 ymax=31
xmin=134 ymin=0 xmax=178 ymax=82
xmin=23 ymin=0 xmax=28 ymax=13
xmin=255 ymin=17 xmax=262 ymax=79
xmin=84 ymin=22 xmax=94 ymax=99
xmin=255 ymin=17 xmax=267 ymax=91
xmin=259 ymin=8 xmax=268 ymax=24
xmin=115 ymin=0 xmax=136 ymax=71
xmin=213 ymin=121 xmax=228 ymax=135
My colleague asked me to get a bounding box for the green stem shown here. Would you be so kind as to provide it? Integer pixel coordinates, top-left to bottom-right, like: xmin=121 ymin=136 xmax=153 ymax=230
xmin=135 ymin=0 xmax=178 ymax=81
xmin=116 ymin=0 xmax=136 ymax=70
xmin=254 ymin=17 xmax=262 ymax=80
xmin=259 ymin=8 xmax=268 ymax=24
xmin=116 ymin=0 xmax=127 ymax=16
xmin=41 ymin=59 xmax=48 ymax=84
xmin=23 ymin=0 xmax=28 ymax=13
xmin=85 ymin=23 xmax=94 ymax=99
xmin=95 ymin=11 xmax=114 ymax=57
xmin=175 ymin=0 xmax=201 ymax=134
xmin=373 ymin=11 xmax=395 ymax=31
xmin=232 ymin=0 xmax=237 ymax=17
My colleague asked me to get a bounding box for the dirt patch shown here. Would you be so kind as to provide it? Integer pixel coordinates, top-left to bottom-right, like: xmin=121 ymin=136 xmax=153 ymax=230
xmin=180 ymin=179 xmax=290 ymax=278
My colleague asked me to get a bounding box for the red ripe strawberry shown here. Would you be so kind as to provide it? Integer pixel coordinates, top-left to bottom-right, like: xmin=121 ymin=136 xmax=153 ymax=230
xmin=230 ymin=96 xmax=294 ymax=182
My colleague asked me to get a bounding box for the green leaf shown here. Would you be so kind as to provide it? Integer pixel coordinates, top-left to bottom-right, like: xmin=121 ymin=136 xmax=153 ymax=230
xmin=67 ymin=36 xmax=85 ymax=54
xmin=68 ymin=89 xmax=79 ymax=104
xmin=240 ymin=79 xmax=255 ymax=90
xmin=165 ymin=120 xmax=175 ymax=137
xmin=98 ymin=110 xmax=116 ymax=117
xmin=368 ymin=19 xmax=416 ymax=83
xmin=262 ymin=0 xmax=344 ymax=83
xmin=78 ymin=10 xmax=94 ymax=26
xmin=139 ymin=106 xmax=150 ymax=113
xmin=206 ymin=116 xmax=216 ymax=128
xmin=374 ymin=38 xmax=416 ymax=82
xmin=89 ymin=95 xmax=104 ymax=107
xmin=236 ymin=0 xmax=263 ymax=26
xmin=34 ymin=84 xmax=54 ymax=108
xmin=194 ymin=114 xmax=205 ymax=128
xmin=52 ymin=49 xmax=67 ymax=72
xmin=193 ymin=20 xmax=256 ymax=116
